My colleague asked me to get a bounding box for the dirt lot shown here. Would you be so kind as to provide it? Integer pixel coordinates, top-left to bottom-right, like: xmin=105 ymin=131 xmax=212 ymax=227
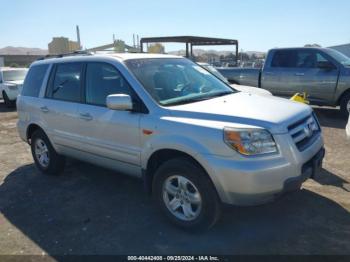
xmin=0 ymin=101 xmax=349 ymax=256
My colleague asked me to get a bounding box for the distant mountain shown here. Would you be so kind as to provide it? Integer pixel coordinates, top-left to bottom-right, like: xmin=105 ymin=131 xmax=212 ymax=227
xmin=0 ymin=46 xmax=48 ymax=55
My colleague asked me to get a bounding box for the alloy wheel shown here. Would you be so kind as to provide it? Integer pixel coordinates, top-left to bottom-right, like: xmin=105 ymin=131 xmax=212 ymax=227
xmin=162 ymin=175 xmax=202 ymax=221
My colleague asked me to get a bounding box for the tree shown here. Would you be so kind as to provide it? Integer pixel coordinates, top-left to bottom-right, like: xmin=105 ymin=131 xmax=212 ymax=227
xmin=238 ymin=52 xmax=249 ymax=62
xmin=9 ymin=63 xmax=19 ymax=68
xmin=148 ymin=43 xmax=165 ymax=54
xmin=251 ymin=53 xmax=258 ymax=60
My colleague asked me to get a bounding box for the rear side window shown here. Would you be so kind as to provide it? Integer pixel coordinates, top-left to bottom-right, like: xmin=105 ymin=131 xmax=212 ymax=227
xmin=22 ymin=64 xmax=49 ymax=97
xmin=85 ymin=62 xmax=132 ymax=106
xmin=271 ymin=50 xmax=297 ymax=68
xmin=50 ymin=63 xmax=83 ymax=102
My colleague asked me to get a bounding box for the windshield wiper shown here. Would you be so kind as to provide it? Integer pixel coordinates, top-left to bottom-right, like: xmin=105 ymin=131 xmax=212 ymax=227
xmin=164 ymin=98 xmax=206 ymax=106
xmin=206 ymin=91 xmax=233 ymax=98
xmin=164 ymin=91 xmax=233 ymax=106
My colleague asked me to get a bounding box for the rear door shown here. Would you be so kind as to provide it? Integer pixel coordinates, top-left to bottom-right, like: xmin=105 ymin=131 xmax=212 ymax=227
xmin=42 ymin=62 xmax=84 ymax=152
xmin=77 ymin=62 xmax=142 ymax=174
xmin=261 ymin=50 xmax=300 ymax=97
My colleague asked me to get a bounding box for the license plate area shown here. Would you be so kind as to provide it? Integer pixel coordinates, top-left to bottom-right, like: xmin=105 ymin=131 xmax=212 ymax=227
xmin=301 ymin=148 xmax=325 ymax=178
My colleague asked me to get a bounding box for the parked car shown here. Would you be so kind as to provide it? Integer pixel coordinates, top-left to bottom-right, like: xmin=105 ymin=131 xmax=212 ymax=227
xmin=0 ymin=67 xmax=28 ymax=107
xmin=198 ymin=63 xmax=272 ymax=96
xmin=218 ymin=47 xmax=350 ymax=117
xmin=17 ymin=53 xmax=324 ymax=230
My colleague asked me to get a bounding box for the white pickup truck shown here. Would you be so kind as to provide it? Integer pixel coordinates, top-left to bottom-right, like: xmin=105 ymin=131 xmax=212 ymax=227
xmin=0 ymin=67 xmax=28 ymax=107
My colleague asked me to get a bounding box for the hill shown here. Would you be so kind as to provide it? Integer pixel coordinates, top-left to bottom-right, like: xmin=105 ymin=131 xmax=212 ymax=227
xmin=0 ymin=46 xmax=48 ymax=55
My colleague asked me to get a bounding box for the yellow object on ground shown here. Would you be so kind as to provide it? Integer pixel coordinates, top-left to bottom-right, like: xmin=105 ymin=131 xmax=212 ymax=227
xmin=290 ymin=92 xmax=309 ymax=104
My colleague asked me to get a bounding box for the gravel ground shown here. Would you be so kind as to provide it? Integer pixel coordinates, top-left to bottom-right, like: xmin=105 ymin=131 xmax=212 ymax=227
xmin=0 ymin=101 xmax=349 ymax=256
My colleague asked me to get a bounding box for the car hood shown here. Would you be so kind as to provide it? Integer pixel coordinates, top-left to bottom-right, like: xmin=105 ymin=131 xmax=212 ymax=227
xmin=167 ymin=92 xmax=312 ymax=134
xmin=5 ymin=80 xmax=24 ymax=85
xmin=230 ymin=84 xmax=272 ymax=96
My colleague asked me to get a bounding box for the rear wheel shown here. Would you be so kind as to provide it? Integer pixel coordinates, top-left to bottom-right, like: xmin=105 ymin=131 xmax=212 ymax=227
xmin=340 ymin=92 xmax=350 ymax=118
xmin=3 ymin=91 xmax=15 ymax=108
xmin=30 ymin=129 xmax=66 ymax=175
xmin=153 ymin=157 xmax=221 ymax=231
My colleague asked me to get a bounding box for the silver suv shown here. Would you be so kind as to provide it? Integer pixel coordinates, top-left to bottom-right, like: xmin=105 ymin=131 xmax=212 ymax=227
xmin=17 ymin=53 xmax=325 ymax=230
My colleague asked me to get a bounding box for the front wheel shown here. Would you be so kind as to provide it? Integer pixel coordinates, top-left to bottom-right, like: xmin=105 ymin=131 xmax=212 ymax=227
xmin=153 ymin=157 xmax=221 ymax=231
xmin=340 ymin=92 xmax=350 ymax=118
xmin=31 ymin=129 xmax=66 ymax=175
xmin=3 ymin=91 xmax=15 ymax=108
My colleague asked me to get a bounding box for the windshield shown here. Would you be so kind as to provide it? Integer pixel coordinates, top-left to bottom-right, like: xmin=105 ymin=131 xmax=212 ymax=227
xmin=125 ymin=58 xmax=235 ymax=106
xmin=325 ymin=49 xmax=350 ymax=66
xmin=3 ymin=69 xmax=28 ymax=81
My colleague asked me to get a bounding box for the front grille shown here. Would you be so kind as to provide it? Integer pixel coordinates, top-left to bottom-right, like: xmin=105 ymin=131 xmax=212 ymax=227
xmin=288 ymin=114 xmax=321 ymax=151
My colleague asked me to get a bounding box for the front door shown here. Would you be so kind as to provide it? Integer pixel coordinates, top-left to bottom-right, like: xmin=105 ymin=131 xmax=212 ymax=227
xmin=294 ymin=49 xmax=339 ymax=104
xmin=77 ymin=62 xmax=142 ymax=174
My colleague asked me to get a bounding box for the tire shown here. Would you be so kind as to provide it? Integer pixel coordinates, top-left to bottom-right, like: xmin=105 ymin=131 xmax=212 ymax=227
xmin=30 ymin=129 xmax=66 ymax=175
xmin=340 ymin=92 xmax=350 ymax=118
xmin=3 ymin=91 xmax=15 ymax=108
xmin=153 ymin=157 xmax=221 ymax=231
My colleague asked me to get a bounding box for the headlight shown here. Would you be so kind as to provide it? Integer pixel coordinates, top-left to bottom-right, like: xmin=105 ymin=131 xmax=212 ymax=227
xmin=224 ymin=127 xmax=278 ymax=156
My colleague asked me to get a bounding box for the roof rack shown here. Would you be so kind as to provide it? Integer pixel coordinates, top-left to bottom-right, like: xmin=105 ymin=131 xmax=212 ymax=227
xmin=37 ymin=50 xmax=92 ymax=61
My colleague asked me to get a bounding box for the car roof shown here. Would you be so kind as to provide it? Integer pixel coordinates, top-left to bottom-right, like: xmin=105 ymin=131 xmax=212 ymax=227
xmin=31 ymin=52 xmax=183 ymax=67
xmin=269 ymin=47 xmax=330 ymax=52
xmin=109 ymin=53 xmax=181 ymax=60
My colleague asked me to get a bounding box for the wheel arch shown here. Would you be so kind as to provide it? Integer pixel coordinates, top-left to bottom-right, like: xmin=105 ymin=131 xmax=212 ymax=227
xmin=143 ymin=148 xmax=218 ymax=198
xmin=26 ymin=123 xmax=45 ymax=144
xmin=337 ymin=88 xmax=350 ymax=105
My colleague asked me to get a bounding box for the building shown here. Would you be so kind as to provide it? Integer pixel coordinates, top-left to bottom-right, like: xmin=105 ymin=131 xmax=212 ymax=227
xmin=329 ymin=43 xmax=350 ymax=57
xmin=48 ymin=37 xmax=81 ymax=54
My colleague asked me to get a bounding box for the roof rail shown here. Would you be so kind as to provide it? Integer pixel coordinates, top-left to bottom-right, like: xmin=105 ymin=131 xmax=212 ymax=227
xmin=37 ymin=50 xmax=92 ymax=61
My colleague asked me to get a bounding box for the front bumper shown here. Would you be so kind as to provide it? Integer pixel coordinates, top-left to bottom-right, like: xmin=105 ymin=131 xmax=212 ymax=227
xmin=202 ymin=133 xmax=324 ymax=206
xmin=4 ymin=88 xmax=20 ymax=101
xmin=277 ymin=147 xmax=325 ymax=196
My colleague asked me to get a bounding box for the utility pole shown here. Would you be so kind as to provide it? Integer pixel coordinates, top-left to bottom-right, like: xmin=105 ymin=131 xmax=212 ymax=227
xmin=76 ymin=25 xmax=81 ymax=50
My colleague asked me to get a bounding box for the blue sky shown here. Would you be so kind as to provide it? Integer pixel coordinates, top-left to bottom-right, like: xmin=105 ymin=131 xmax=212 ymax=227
xmin=1 ymin=0 xmax=349 ymax=52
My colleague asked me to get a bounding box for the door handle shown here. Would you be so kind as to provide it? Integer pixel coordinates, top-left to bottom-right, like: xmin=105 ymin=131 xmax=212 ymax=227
xmin=40 ymin=106 xmax=49 ymax=113
xmin=79 ymin=112 xmax=93 ymax=121
xmin=295 ymin=73 xmax=305 ymax=76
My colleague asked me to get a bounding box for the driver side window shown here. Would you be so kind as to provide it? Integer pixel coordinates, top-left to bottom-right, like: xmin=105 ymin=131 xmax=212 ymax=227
xmin=296 ymin=50 xmax=316 ymax=68
xmin=85 ymin=63 xmax=132 ymax=106
xmin=316 ymin=52 xmax=329 ymax=63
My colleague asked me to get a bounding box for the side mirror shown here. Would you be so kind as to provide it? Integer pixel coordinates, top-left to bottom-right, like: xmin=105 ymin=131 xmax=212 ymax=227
xmin=317 ymin=61 xmax=335 ymax=70
xmin=106 ymin=94 xmax=133 ymax=111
